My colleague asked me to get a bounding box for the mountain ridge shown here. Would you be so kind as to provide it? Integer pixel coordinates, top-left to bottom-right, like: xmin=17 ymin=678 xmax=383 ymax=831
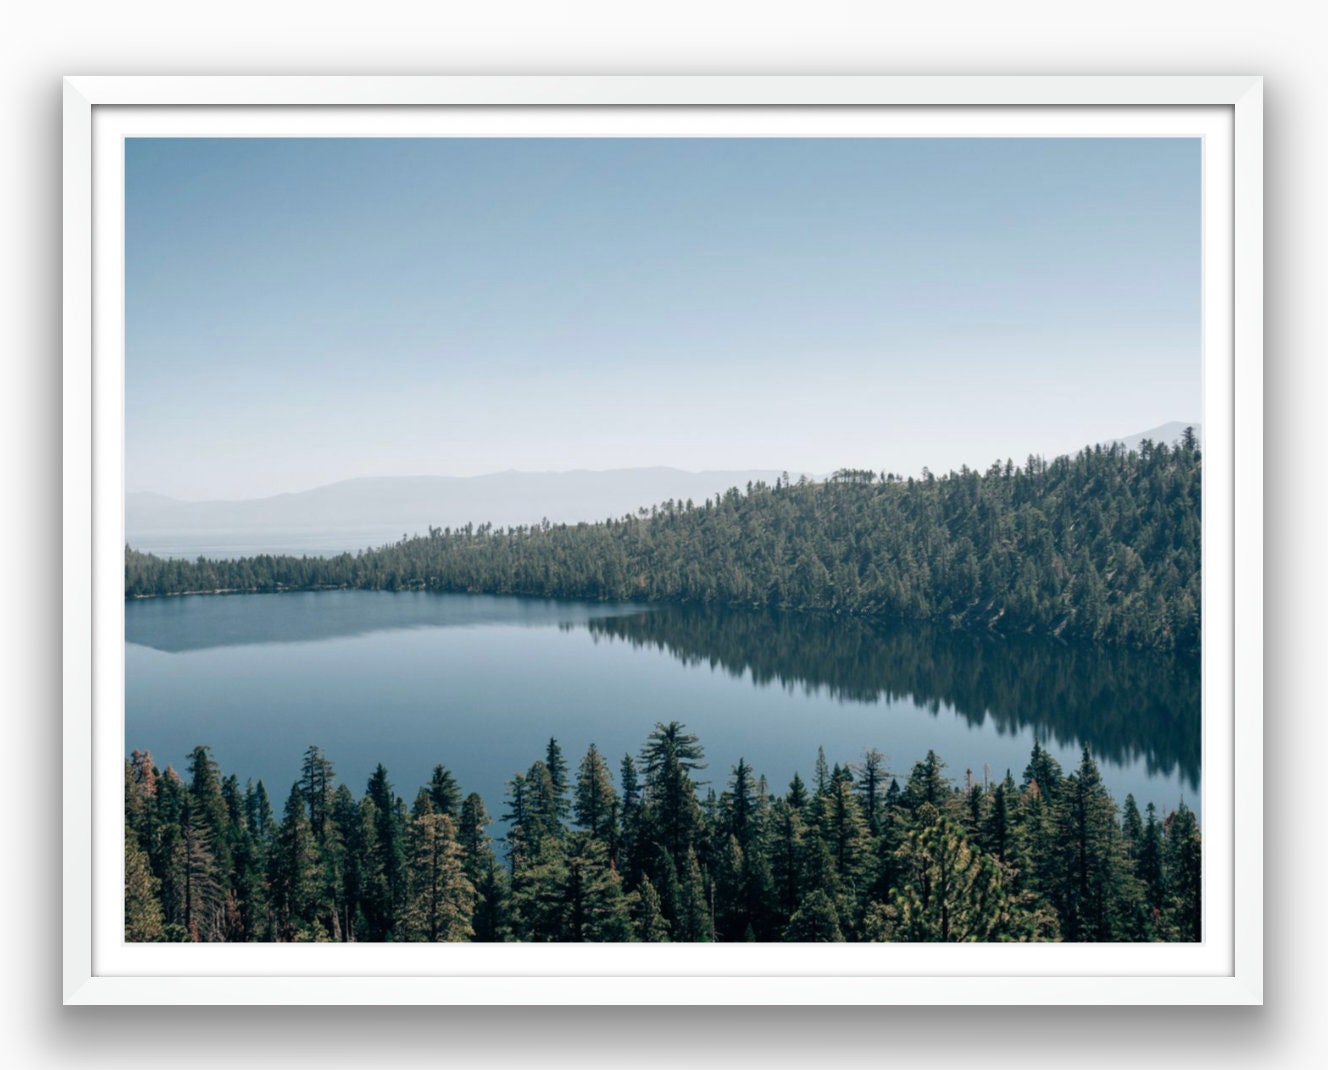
xmin=127 ymin=467 xmax=797 ymax=534
xmin=1106 ymin=421 xmax=1202 ymax=454
xmin=129 ymin=425 xmax=1202 ymax=539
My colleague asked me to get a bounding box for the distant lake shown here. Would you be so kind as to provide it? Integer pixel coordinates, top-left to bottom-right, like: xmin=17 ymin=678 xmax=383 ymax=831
xmin=125 ymin=591 xmax=1200 ymax=824
xmin=126 ymin=526 xmax=417 ymax=559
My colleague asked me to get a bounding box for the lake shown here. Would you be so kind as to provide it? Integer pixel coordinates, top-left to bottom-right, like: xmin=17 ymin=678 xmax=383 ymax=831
xmin=124 ymin=590 xmax=1201 ymax=824
xmin=126 ymin=526 xmax=418 ymax=560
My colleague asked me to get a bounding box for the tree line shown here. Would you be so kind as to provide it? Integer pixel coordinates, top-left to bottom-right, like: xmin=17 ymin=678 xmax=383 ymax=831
xmin=126 ymin=726 xmax=1201 ymax=943
xmin=126 ymin=434 xmax=1201 ymax=655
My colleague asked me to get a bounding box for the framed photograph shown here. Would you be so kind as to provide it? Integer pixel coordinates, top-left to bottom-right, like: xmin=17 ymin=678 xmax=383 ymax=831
xmin=64 ymin=75 xmax=1263 ymax=1004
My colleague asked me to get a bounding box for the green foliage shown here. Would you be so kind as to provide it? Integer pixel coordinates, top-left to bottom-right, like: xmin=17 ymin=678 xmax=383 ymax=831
xmin=124 ymin=833 xmax=164 ymax=942
xmin=125 ymin=729 xmax=1200 ymax=943
xmin=1051 ymin=747 xmax=1127 ymax=941
xmin=871 ymin=809 xmax=1051 ymax=942
xmin=402 ymin=808 xmax=474 ymax=942
xmin=784 ymin=889 xmax=845 ymax=942
xmin=1164 ymin=802 xmax=1203 ymax=941
xmin=271 ymin=783 xmax=322 ymax=940
xmin=510 ymin=833 xmax=634 ymax=942
xmin=640 ymin=721 xmax=707 ymax=869
xmin=574 ymin=743 xmax=619 ymax=844
xmin=903 ymin=751 xmax=952 ymax=815
xmin=426 ymin=764 xmax=462 ymax=819
xmin=545 ymin=738 xmax=571 ymax=823
xmin=635 ymin=876 xmax=671 ymax=942
xmin=361 ymin=764 xmax=406 ymax=940
xmin=125 ymin=437 xmax=1202 ymax=655
xmin=299 ymin=745 xmax=335 ymax=842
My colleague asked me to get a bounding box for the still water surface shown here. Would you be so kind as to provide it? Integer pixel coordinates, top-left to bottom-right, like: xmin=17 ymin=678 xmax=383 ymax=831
xmin=125 ymin=591 xmax=1200 ymax=821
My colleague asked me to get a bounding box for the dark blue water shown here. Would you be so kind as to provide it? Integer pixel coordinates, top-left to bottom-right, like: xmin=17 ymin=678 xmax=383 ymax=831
xmin=125 ymin=590 xmax=1200 ymax=822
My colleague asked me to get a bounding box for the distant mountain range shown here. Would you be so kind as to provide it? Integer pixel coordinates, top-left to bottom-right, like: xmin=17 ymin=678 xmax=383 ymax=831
xmin=127 ymin=468 xmax=796 ymax=537
xmin=128 ymin=424 xmax=1202 ymax=553
xmin=1106 ymin=421 xmax=1202 ymax=454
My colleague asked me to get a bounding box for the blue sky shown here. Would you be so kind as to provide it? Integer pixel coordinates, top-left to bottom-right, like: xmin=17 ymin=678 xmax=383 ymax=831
xmin=126 ymin=137 xmax=1200 ymax=500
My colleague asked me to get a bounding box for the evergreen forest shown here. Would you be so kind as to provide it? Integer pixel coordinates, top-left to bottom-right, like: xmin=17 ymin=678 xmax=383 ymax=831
xmin=125 ymin=435 xmax=1201 ymax=655
xmin=125 ymin=729 xmax=1201 ymax=944
xmin=125 ymin=435 xmax=1202 ymax=943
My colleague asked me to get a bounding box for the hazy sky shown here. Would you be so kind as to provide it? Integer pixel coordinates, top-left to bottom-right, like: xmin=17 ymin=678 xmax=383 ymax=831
xmin=126 ymin=137 xmax=1200 ymax=501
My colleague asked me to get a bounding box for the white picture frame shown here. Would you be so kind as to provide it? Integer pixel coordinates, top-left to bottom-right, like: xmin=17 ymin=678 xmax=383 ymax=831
xmin=64 ymin=75 xmax=1263 ymax=1005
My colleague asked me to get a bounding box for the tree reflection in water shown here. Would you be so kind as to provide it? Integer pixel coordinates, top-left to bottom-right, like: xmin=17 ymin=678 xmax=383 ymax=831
xmin=582 ymin=605 xmax=1199 ymax=791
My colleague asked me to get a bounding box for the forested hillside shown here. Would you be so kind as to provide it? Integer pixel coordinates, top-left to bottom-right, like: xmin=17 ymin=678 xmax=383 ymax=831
xmin=125 ymin=727 xmax=1201 ymax=943
xmin=126 ymin=434 xmax=1200 ymax=653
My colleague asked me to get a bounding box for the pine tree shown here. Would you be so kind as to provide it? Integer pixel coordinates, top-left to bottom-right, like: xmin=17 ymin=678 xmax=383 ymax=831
xmin=963 ymin=779 xmax=988 ymax=842
xmin=878 ymin=788 xmax=913 ymax=897
xmin=574 ymin=743 xmax=618 ymax=843
xmin=1053 ymin=747 xmax=1124 ymax=941
xmin=769 ymin=796 xmax=806 ymax=926
xmin=187 ymin=745 xmax=234 ymax=889
xmin=1138 ymin=802 xmax=1166 ymax=915
xmin=817 ymin=777 xmax=871 ymax=901
xmin=784 ymin=888 xmax=845 ymax=942
xmin=640 ymin=722 xmax=706 ymax=868
xmin=361 ymin=765 xmax=406 ymax=940
xmin=330 ymin=783 xmax=363 ymax=941
xmin=150 ymin=767 xmax=190 ymax=939
xmin=508 ymin=837 xmax=568 ymax=941
xmin=451 ymin=790 xmax=505 ymax=940
xmin=545 ymin=737 xmax=571 ymax=822
xmin=402 ymin=806 xmax=474 ymax=942
xmin=675 ymin=847 xmax=712 ymax=942
xmin=1022 ymin=742 xmax=1063 ymax=800
xmin=874 ymin=810 xmax=1040 ymax=942
xmin=299 ymin=745 xmax=335 ymax=842
xmin=125 ymin=751 xmax=158 ymax=853
xmin=560 ymin=833 xmax=634 ymax=942
xmin=502 ymin=771 xmax=530 ymax=874
xmin=229 ymin=780 xmax=273 ymax=941
xmin=617 ymin=753 xmax=642 ymax=880
xmin=1165 ymin=802 xmax=1202 ymax=941
xmin=856 ymin=748 xmax=888 ymax=834
xmin=1121 ymin=794 xmax=1144 ymax=859
xmin=177 ymin=800 xmax=226 ymax=942
xmin=426 ymin=764 xmax=462 ymax=819
xmin=271 ymin=783 xmax=321 ymax=941
xmin=513 ymin=760 xmax=563 ymax=859
xmin=1016 ymin=775 xmax=1059 ymax=906
xmin=635 ymin=875 xmax=671 ymax=942
xmin=125 ymin=833 xmax=164 ymax=941
xmin=456 ymin=792 xmax=491 ymax=883
xmin=813 ymin=747 xmax=831 ymax=796
xmin=981 ymin=772 xmax=1016 ymax=864
xmin=471 ymin=853 xmax=511 ymax=943
xmin=249 ymin=780 xmax=276 ymax=843
xmin=713 ymin=834 xmax=747 ymax=941
xmin=903 ymin=750 xmax=950 ymax=814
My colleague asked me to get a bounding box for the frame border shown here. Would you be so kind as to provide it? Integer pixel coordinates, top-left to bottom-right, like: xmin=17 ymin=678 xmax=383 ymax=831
xmin=63 ymin=75 xmax=1263 ymax=1005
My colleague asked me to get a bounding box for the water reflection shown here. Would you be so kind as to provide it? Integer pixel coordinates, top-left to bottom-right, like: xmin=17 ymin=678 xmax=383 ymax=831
xmin=125 ymin=589 xmax=643 ymax=653
xmin=582 ymin=605 xmax=1200 ymax=791
xmin=126 ymin=591 xmax=1200 ymax=798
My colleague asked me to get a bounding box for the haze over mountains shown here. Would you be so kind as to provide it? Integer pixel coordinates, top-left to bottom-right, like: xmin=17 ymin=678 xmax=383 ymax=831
xmin=127 ymin=468 xmax=795 ymax=546
xmin=1107 ymin=421 xmax=1202 ymax=455
xmin=127 ymin=424 xmax=1200 ymax=559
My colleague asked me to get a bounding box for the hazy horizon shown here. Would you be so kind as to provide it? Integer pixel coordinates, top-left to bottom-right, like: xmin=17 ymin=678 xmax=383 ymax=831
xmin=127 ymin=138 xmax=1200 ymax=501
xmin=131 ymin=418 xmax=1199 ymax=506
